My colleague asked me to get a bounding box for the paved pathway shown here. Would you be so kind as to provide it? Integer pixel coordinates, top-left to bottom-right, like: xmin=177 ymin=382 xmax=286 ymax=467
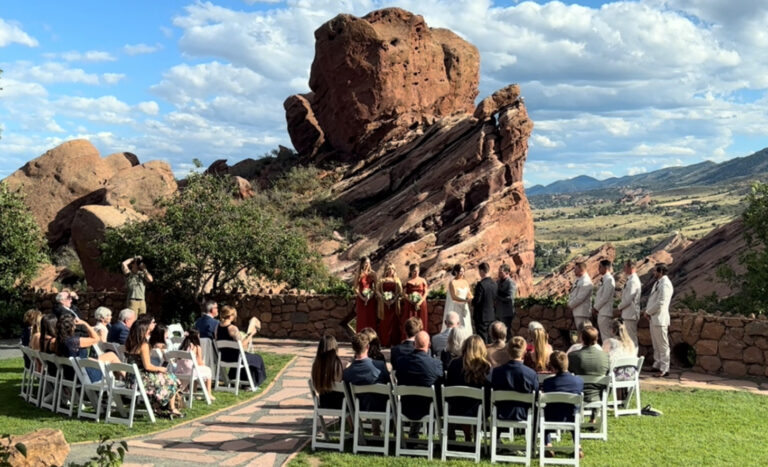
xmin=62 ymin=338 xmax=767 ymax=467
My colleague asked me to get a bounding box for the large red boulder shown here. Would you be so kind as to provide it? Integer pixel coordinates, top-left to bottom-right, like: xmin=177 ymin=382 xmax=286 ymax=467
xmin=104 ymin=160 xmax=178 ymax=217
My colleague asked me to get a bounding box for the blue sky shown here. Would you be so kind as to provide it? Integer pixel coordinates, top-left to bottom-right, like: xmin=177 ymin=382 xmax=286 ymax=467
xmin=1 ymin=0 xmax=767 ymax=186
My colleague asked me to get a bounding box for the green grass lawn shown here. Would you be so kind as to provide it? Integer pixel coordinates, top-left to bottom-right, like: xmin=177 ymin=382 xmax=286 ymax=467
xmin=0 ymin=353 xmax=293 ymax=443
xmin=290 ymin=388 xmax=768 ymax=467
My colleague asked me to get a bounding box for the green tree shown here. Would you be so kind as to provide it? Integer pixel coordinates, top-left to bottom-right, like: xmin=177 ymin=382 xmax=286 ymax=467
xmin=0 ymin=182 xmax=46 ymax=299
xmin=100 ymin=173 xmax=328 ymax=312
xmin=738 ymin=181 xmax=768 ymax=314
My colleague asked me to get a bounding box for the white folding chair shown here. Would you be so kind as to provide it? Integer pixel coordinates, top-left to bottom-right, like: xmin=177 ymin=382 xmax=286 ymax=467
xmin=608 ymin=356 xmax=644 ymax=417
xmin=538 ymin=373 xmax=555 ymax=384
xmin=56 ymin=356 xmax=81 ymax=417
xmin=18 ymin=346 xmax=36 ymax=401
xmin=99 ymin=342 xmax=126 ymax=362
xmin=150 ymin=348 xmax=165 ymax=367
xmin=105 ymin=362 xmax=156 ymax=427
xmin=490 ymin=390 xmax=536 ymax=466
xmin=579 ymin=375 xmax=610 ymax=441
xmin=199 ymin=337 xmax=217 ymax=372
xmin=308 ymin=379 xmax=351 ymax=452
xmin=350 ymin=383 xmax=395 ymax=456
xmin=75 ymin=358 xmax=108 ymax=421
xmin=167 ymin=323 xmax=185 ymax=339
xmin=165 ymin=350 xmax=212 ymax=407
xmin=37 ymin=352 xmax=61 ymax=411
xmin=441 ymin=385 xmax=485 ymax=462
xmin=394 ymin=385 xmax=438 ymax=460
xmin=214 ymin=340 xmax=256 ymax=395
xmin=21 ymin=347 xmax=44 ymax=405
xmin=538 ymin=392 xmax=583 ymax=467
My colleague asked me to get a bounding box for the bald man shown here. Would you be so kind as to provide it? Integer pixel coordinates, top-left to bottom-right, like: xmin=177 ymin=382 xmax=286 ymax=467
xmin=395 ymin=331 xmax=444 ymax=433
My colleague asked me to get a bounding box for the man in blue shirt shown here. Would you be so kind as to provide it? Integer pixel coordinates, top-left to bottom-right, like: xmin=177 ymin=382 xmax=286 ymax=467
xmin=106 ymin=308 xmax=135 ymax=345
xmin=343 ymin=332 xmax=390 ymax=412
xmin=542 ymin=351 xmax=584 ymax=453
xmin=490 ymin=336 xmax=539 ymax=420
xmin=194 ymin=301 xmax=220 ymax=339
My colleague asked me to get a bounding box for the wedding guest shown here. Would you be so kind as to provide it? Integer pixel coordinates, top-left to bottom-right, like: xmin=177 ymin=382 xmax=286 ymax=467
xmin=486 ymin=321 xmax=510 ymax=368
xmin=149 ymin=324 xmax=169 ymax=366
xmin=442 ymin=264 xmax=473 ymax=334
xmin=592 ymin=260 xmax=616 ymax=343
xmin=107 ymin=308 xmax=136 ymax=345
xmin=391 ymin=317 xmax=422 ymax=371
xmin=432 ymin=311 xmax=459 ymax=357
xmin=617 ymin=260 xmax=642 ymax=347
xmin=446 ymin=335 xmax=491 ymax=418
xmin=21 ymin=309 xmax=42 ymax=348
xmin=360 ymin=327 xmax=387 ymax=363
xmin=524 ymin=321 xmax=553 ymax=373
xmin=490 ymin=336 xmax=539 ymax=421
xmin=195 ymin=301 xmax=219 ymax=340
xmin=646 ymin=264 xmax=673 ymax=377
xmin=40 ymin=314 xmax=59 ymax=377
xmin=216 ymin=305 xmax=267 ymax=385
xmin=122 ymin=256 xmax=153 ymax=315
xmin=124 ymin=319 xmax=182 ymax=417
xmin=55 ymin=314 xmax=120 ymax=381
xmin=541 ymin=351 xmax=584 ymax=456
xmin=395 ymin=331 xmax=443 ymax=436
xmin=174 ymin=329 xmax=214 ymax=400
xmin=567 ymin=262 xmax=593 ymax=331
xmin=441 ymin=325 xmax=471 ymax=369
xmin=566 ymin=322 xmax=599 ymax=354
xmin=603 ymin=318 xmax=638 ymax=383
xmin=92 ymin=306 xmax=112 ymax=342
xmin=52 ymin=290 xmax=82 ymax=319
xmin=311 ymin=335 xmax=344 ymax=409
xmin=402 ymin=264 xmax=428 ymax=336
xmin=355 ymin=256 xmax=378 ymax=332
xmin=343 ymin=332 xmax=390 ymax=411
xmin=472 ymin=262 xmax=497 ymax=343
xmin=569 ymin=326 xmax=609 ymax=403
xmin=495 ymin=263 xmax=517 ymax=336
xmin=376 ymin=262 xmax=402 ymax=346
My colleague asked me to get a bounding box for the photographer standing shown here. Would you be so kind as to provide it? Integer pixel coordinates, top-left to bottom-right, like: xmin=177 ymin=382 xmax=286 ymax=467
xmin=122 ymin=256 xmax=154 ymax=315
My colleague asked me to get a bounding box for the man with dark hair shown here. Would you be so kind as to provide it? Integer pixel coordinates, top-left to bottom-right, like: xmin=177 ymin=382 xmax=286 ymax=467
xmin=395 ymin=331 xmax=444 ymax=437
xmin=490 ymin=336 xmax=538 ymax=420
xmin=487 ymin=321 xmax=510 ymax=367
xmin=391 ymin=317 xmax=422 ymax=371
xmin=195 ymin=300 xmax=220 ymax=339
xmin=567 ymin=261 xmax=593 ymax=331
xmin=122 ymin=256 xmax=154 ymax=315
xmin=344 ymin=332 xmax=390 ymax=411
xmin=617 ymin=260 xmax=641 ymax=347
xmin=646 ymin=264 xmax=673 ymax=377
xmin=568 ymin=326 xmax=609 ymax=403
xmin=592 ymin=260 xmax=615 ymax=343
xmin=541 ymin=351 xmax=584 ymax=450
xmin=495 ymin=263 xmax=517 ymax=338
xmin=472 ymin=262 xmax=497 ymax=343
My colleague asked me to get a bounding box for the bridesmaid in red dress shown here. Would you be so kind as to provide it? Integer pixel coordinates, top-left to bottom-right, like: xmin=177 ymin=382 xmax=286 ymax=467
xmin=401 ymin=263 xmax=429 ymax=335
xmin=376 ymin=262 xmax=403 ymax=347
xmin=355 ymin=256 xmax=378 ymax=332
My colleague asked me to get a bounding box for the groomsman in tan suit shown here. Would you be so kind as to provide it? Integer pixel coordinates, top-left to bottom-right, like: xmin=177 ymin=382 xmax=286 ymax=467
xmin=592 ymin=260 xmax=615 ymax=343
xmin=567 ymin=262 xmax=593 ymax=331
xmin=617 ymin=260 xmax=642 ymax=347
xmin=645 ymin=264 xmax=674 ymax=377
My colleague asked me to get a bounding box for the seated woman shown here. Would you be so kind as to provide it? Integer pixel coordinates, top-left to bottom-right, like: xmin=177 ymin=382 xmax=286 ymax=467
xmin=39 ymin=313 xmax=59 ymax=376
xmin=124 ymin=319 xmax=182 ymax=418
xmin=215 ymin=306 xmax=267 ymax=386
xmin=55 ymin=314 xmax=120 ymax=381
xmin=173 ymin=329 xmax=215 ymax=400
xmin=149 ymin=324 xmax=168 ymax=367
xmin=486 ymin=321 xmax=510 ymax=368
xmin=441 ymin=325 xmax=471 ymax=369
xmin=603 ymin=318 xmax=638 ymax=381
xmin=446 ymin=335 xmax=491 ymax=440
xmin=21 ymin=309 xmax=42 ymax=368
xmin=524 ymin=321 xmax=553 ymax=373
xmin=360 ymin=327 xmax=387 ymax=364
xmin=92 ymin=307 xmax=112 ymax=343
xmin=311 ymin=335 xmax=344 ymax=409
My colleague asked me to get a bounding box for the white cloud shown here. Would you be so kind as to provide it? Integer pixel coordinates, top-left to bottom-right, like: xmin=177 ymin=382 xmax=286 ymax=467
xmin=57 ymin=50 xmax=116 ymax=62
xmin=102 ymin=73 xmax=125 ymax=85
xmin=136 ymin=101 xmax=160 ymax=115
xmin=54 ymin=95 xmax=133 ymax=124
xmin=0 ymin=18 xmax=38 ymax=47
xmin=123 ymin=43 xmax=163 ymax=55
xmin=627 ymin=166 xmax=647 ymax=176
xmin=8 ymin=61 xmax=101 ymax=85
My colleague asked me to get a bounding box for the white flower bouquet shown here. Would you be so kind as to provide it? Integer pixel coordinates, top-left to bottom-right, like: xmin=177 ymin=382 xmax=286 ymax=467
xmin=408 ymin=292 xmax=422 ymax=305
xmin=383 ymin=291 xmax=394 ymax=301
xmin=362 ymin=288 xmax=374 ymax=300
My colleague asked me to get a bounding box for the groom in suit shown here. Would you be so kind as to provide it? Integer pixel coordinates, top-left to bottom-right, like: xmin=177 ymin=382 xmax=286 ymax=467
xmin=496 ymin=263 xmax=517 ymax=340
xmin=472 ymin=262 xmax=497 ymax=343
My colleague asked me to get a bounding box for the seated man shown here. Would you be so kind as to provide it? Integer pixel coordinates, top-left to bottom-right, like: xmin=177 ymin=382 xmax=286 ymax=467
xmin=395 ymin=331 xmax=443 ymax=434
xmin=490 ymin=336 xmax=538 ymax=420
xmin=195 ymin=300 xmax=220 ymax=339
xmin=541 ymin=351 xmax=584 ymax=451
xmin=432 ymin=311 xmax=459 ymax=357
xmin=343 ymin=332 xmax=390 ymax=412
xmin=107 ymin=308 xmax=135 ymax=345
xmin=568 ymin=326 xmax=610 ymax=403
xmin=391 ymin=317 xmax=422 ymax=372
xmin=487 ymin=321 xmax=510 ymax=367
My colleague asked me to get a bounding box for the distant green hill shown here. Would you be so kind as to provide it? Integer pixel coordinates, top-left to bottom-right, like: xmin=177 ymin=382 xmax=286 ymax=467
xmin=527 ymin=147 xmax=768 ymax=196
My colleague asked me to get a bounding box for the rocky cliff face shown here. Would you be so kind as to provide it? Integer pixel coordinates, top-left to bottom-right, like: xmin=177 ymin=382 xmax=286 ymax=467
xmin=284 ymin=8 xmax=535 ymax=293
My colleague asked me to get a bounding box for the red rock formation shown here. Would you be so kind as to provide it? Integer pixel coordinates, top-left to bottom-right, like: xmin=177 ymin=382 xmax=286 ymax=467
xmin=104 ymin=160 xmax=178 ymax=217
xmin=533 ymin=244 xmax=616 ymax=298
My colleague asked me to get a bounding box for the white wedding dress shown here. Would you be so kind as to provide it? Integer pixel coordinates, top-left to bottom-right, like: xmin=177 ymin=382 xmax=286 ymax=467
xmin=442 ymin=282 xmax=473 ymax=334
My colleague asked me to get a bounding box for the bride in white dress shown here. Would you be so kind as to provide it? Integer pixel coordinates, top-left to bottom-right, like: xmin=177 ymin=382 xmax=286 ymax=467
xmin=442 ymin=264 xmax=473 ymax=334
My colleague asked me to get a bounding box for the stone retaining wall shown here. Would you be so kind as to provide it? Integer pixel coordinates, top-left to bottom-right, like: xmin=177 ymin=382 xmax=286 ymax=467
xmin=30 ymin=292 xmax=767 ymax=379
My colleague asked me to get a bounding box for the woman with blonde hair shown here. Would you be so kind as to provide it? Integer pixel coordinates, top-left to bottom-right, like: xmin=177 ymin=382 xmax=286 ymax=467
xmin=355 ymin=256 xmax=378 ymax=332
xmin=524 ymin=321 xmax=553 ymax=373
xmin=376 ymin=262 xmax=402 ymax=346
xmin=446 ymin=335 xmax=491 ymax=440
xmin=311 ymin=334 xmax=344 ymax=408
xmin=215 ymin=305 xmax=267 ymax=385
xmin=604 ymin=318 xmax=638 ymax=379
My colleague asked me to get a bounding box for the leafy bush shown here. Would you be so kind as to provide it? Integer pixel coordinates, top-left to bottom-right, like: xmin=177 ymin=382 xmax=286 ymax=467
xmin=68 ymin=436 xmax=127 ymax=467
xmin=427 ymin=284 xmax=447 ymax=300
xmin=317 ymin=277 xmax=355 ymax=298
xmin=517 ymin=295 xmax=569 ymax=309
xmin=0 ymin=300 xmax=27 ymax=339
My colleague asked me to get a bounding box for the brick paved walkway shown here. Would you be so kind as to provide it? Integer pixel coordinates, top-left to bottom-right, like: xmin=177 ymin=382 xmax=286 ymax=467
xmin=64 ymin=338 xmax=767 ymax=467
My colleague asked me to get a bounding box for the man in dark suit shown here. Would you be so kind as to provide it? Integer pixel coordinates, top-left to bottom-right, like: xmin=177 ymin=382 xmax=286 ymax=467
xmin=472 ymin=262 xmax=498 ymax=343
xmin=568 ymin=326 xmax=609 ymax=403
xmin=542 ymin=351 xmax=584 ymax=447
xmin=344 ymin=332 xmax=390 ymax=411
xmin=490 ymin=336 xmax=538 ymax=420
xmin=391 ymin=317 xmax=422 ymax=371
xmin=107 ymin=308 xmax=135 ymax=345
xmin=495 ymin=263 xmax=517 ymax=338
xmin=194 ymin=300 xmax=220 ymax=340
xmin=395 ymin=331 xmax=444 ymax=435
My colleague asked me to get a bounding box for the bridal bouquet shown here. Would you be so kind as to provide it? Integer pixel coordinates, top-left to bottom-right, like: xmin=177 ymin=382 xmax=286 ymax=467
xmin=362 ymin=288 xmax=374 ymax=300
xmin=383 ymin=291 xmax=394 ymax=301
xmin=408 ymin=292 xmax=422 ymax=305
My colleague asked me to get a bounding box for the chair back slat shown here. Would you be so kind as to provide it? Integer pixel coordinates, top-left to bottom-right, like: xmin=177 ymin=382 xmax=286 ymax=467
xmin=580 ymin=375 xmax=611 ymax=386
xmin=539 ymin=392 xmax=582 ymax=406
xmin=442 ymin=385 xmax=484 ymax=400
xmin=491 ymin=389 xmax=536 ymax=404
xmin=395 ymin=385 xmax=434 ymax=398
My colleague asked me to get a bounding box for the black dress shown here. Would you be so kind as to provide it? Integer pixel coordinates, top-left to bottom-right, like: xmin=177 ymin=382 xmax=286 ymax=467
xmin=216 ymin=325 xmax=267 ymax=386
xmin=446 ymin=358 xmax=489 ymax=417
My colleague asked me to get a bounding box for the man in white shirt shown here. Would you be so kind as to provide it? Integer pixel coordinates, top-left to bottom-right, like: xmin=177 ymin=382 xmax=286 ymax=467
xmin=645 ymin=264 xmax=674 ymax=377
xmin=567 ymin=262 xmax=593 ymax=331
xmin=592 ymin=260 xmax=616 ymax=343
xmin=617 ymin=260 xmax=642 ymax=347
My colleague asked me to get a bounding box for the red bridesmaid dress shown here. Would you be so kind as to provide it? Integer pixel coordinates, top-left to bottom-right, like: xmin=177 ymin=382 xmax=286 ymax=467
xmin=355 ymin=273 xmax=377 ymax=332
xmin=378 ymin=280 xmax=401 ymax=347
xmin=401 ymin=281 xmax=428 ymax=334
